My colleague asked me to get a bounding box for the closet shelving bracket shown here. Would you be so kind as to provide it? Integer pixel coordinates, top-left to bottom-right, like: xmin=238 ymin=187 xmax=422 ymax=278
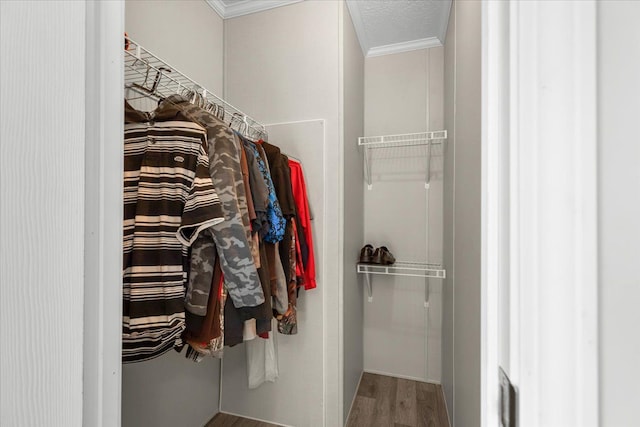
xmin=357 ymin=261 xmax=446 ymax=302
xmin=358 ymin=130 xmax=447 ymax=190
xmin=124 ymin=36 xmax=267 ymax=140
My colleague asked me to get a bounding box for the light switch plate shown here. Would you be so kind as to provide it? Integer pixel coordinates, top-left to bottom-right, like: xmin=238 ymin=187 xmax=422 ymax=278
xmin=499 ymin=367 xmax=517 ymax=427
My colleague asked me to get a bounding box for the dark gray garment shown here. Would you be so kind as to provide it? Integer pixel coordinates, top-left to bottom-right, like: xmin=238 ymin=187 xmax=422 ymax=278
xmin=243 ymin=139 xmax=271 ymax=237
xmin=163 ymin=95 xmax=264 ymax=308
xmin=225 ymin=241 xmax=273 ymax=347
xmin=272 ymin=242 xmax=288 ymax=315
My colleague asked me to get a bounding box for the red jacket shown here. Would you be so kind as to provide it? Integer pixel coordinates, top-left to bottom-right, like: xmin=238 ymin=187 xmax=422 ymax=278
xmin=288 ymin=159 xmax=316 ymax=290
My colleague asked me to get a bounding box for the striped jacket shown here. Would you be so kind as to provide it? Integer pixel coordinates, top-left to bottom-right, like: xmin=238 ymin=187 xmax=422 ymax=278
xmin=122 ymin=101 xmax=225 ymax=362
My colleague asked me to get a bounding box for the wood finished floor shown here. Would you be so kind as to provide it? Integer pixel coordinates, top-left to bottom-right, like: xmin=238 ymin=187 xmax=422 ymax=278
xmin=205 ymin=373 xmax=449 ymax=427
xmin=206 ymin=412 xmax=282 ymax=427
xmin=347 ymin=373 xmax=450 ymax=427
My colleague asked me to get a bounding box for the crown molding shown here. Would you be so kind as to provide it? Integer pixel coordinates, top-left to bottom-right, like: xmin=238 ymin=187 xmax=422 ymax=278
xmin=208 ymin=0 xmax=448 ymax=58
xmin=205 ymin=0 xmax=226 ymax=18
xmin=205 ymin=0 xmax=303 ymax=19
xmin=225 ymin=0 xmax=303 ymax=18
xmin=366 ymin=37 xmax=442 ymax=58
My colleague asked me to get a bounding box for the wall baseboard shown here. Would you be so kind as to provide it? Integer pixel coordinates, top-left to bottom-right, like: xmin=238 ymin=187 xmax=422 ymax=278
xmin=217 ymin=411 xmax=295 ymax=427
xmin=363 ymin=369 xmax=436 ymax=384
xmin=344 ymin=371 xmax=364 ymax=425
xmin=440 ymin=385 xmax=452 ymax=427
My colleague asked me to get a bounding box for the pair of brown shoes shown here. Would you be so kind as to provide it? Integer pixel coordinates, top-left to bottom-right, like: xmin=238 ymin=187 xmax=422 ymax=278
xmin=359 ymin=244 xmax=396 ymax=265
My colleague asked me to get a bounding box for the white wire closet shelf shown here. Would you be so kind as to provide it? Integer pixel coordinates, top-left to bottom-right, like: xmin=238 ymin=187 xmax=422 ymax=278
xmin=124 ymin=37 xmax=266 ymax=139
xmin=356 ymin=261 xmax=446 ymax=302
xmin=357 ymin=261 xmax=446 ymax=278
xmin=358 ymin=131 xmax=447 ymax=189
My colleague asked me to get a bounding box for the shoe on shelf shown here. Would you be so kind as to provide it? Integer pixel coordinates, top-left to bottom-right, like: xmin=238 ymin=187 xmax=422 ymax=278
xmin=372 ymin=246 xmax=396 ymax=265
xmin=359 ymin=244 xmax=375 ymax=264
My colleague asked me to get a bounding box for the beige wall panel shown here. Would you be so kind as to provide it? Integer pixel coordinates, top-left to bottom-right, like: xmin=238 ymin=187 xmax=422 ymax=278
xmin=126 ymin=0 xmax=224 ymax=94
xmin=223 ymin=2 xmax=342 ymax=426
xmin=598 ymin=1 xmax=640 ymax=425
xmin=342 ymin=2 xmax=366 ymax=422
xmin=442 ymin=1 xmax=482 ymax=425
xmin=363 ymin=47 xmax=445 ymax=383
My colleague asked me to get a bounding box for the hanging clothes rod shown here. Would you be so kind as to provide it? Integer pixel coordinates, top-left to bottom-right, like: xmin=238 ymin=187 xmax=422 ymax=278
xmin=124 ymin=36 xmax=267 ymax=139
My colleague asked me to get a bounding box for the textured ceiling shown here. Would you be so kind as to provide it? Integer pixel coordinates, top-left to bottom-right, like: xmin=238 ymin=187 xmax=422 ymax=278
xmin=347 ymin=0 xmax=452 ymax=56
xmin=207 ymin=0 xmax=452 ymax=57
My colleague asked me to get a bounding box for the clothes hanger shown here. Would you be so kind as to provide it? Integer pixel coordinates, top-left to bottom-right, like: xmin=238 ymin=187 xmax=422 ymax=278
xmin=180 ymin=85 xmax=193 ymax=101
xmin=216 ymin=104 xmax=225 ymax=121
xmin=124 ymin=60 xmax=150 ymax=96
xmin=242 ymin=116 xmax=249 ymax=137
xmin=146 ymin=66 xmax=170 ymax=99
xmin=229 ymin=112 xmax=243 ymax=133
xmin=194 ymin=91 xmax=203 ymax=108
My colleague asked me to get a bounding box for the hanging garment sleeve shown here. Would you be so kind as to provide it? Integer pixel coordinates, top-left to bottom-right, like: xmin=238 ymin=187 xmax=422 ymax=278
xmin=169 ymin=97 xmax=265 ymax=308
xmin=185 ymin=232 xmax=217 ymax=316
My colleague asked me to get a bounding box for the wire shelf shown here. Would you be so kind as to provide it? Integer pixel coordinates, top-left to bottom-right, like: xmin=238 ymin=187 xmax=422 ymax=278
xmin=124 ymin=37 xmax=266 ymax=140
xmin=356 ymin=261 xmax=446 ymax=302
xmin=358 ymin=131 xmax=447 ymax=148
xmin=357 ymin=261 xmax=446 ymax=278
xmin=358 ymin=131 xmax=447 ymax=189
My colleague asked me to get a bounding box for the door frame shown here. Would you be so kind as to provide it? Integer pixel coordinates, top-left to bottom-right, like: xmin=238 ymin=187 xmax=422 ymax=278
xmin=83 ymin=3 xmax=344 ymax=427
xmin=83 ymin=1 xmax=124 ymax=426
xmin=481 ymin=1 xmax=599 ymax=426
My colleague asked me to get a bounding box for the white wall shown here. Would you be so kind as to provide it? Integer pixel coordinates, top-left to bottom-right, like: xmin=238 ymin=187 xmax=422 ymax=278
xmin=341 ymin=3 xmax=366 ymax=422
xmin=363 ymin=47 xmax=444 ymax=383
xmin=0 ymin=2 xmax=86 ymax=425
xmin=222 ymin=2 xmax=343 ymax=426
xmin=427 ymin=46 xmax=445 ymax=385
xmin=598 ymin=1 xmax=640 ymax=425
xmin=126 ymin=0 xmax=224 ymax=94
xmin=442 ymin=3 xmax=456 ymax=412
xmin=443 ymin=0 xmax=482 ymax=425
xmin=122 ymin=352 xmax=221 ymax=427
xmin=123 ymin=2 xmax=225 ymax=426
